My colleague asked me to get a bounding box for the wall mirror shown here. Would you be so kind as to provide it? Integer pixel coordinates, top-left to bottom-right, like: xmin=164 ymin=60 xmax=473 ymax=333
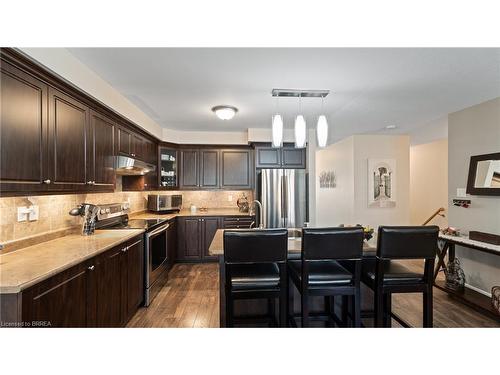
xmin=466 ymin=152 xmax=500 ymax=196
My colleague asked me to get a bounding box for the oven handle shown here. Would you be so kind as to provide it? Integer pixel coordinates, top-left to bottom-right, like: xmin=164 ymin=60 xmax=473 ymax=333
xmin=147 ymin=223 xmax=170 ymax=238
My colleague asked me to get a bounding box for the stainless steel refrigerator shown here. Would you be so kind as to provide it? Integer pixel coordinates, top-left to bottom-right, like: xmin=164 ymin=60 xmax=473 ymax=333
xmin=259 ymin=169 xmax=308 ymax=228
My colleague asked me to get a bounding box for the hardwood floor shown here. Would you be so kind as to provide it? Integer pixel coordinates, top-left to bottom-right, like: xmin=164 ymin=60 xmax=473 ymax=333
xmin=127 ymin=262 xmax=500 ymax=328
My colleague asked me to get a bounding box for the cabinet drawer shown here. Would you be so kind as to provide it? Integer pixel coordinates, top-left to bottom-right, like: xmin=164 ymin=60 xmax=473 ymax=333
xmin=223 ymin=216 xmax=254 ymax=229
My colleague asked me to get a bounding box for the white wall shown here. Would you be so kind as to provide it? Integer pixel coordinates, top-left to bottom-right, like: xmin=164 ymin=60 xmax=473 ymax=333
xmin=352 ymin=135 xmax=410 ymax=229
xmin=448 ymin=97 xmax=500 ymax=295
xmin=315 ymin=135 xmax=410 ymax=229
xmin=315 ymin=137 xmax=354 ymax=226
xmin=409 ymin=116 xmax=448 ymax=145
xmin=410 ymin=139 xmax=448 ymax=227
xmin=20 ymin=48 xmax=164 ymax=139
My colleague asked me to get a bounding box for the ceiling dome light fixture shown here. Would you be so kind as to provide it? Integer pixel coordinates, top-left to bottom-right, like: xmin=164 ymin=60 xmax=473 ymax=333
xmin=212 ymin=105 xmax=238 ymax=120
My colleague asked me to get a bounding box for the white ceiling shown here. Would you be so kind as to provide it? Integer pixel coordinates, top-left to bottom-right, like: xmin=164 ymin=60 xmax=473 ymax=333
xmin=67 ymin=48 xmax=500 ymax=141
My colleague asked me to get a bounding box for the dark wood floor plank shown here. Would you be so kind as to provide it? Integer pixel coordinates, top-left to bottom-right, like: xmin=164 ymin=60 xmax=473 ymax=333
xmin=127 ymin=263 xmax=500 ymax=328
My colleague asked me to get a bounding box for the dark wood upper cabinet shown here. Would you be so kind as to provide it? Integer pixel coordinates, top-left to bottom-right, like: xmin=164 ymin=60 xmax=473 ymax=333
xmin=22 ymin=262 xmax=91 ymax=328
xmin=200 ymin=149 xmax=219 ymax=188
xmin=132 ymin=134 xmax=144 ymax=160
xmin=255 ymin=145 xmax=306 ymax=169
xmin=256 ymin=147 xmax=281 ymax=168
xmin=47 ymin=87 xmax=89 ymax=189
xmin=180 ymin=149 xmax=199 ymax=188
xmin=0 ymin=62 xmax=48 ymax=193
xmin=89 ymin=110 xmax=115 ymax=189
xmin=221 ymin=150 xmax=253 ymax=189
xmin=117 ymin=126 xmax=132 ymax=156
xmin=282 ymin=147 xmax=306 ymax=168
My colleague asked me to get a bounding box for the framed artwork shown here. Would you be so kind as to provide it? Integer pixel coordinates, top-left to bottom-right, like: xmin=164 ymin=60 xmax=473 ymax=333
xmin=319 ymin=170 xmax=336 ymax=188
xmin=368 ymin=158 xmax=396 ymax=208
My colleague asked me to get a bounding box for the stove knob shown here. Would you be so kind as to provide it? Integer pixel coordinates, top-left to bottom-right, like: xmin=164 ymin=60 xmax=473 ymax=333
xmin=106 ymin=208 xmax=111 ymax=213
xmin=100 ymin=209 xmax=106 ymax=214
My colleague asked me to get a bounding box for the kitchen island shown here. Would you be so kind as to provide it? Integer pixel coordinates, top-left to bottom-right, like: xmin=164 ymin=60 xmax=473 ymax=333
xmin=209 ymin=228 xmax=376 ymax=327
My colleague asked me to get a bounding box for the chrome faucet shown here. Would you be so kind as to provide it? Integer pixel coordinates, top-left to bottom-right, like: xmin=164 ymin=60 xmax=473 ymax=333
xmin=250 ymin=200 xmax=265 ymax=229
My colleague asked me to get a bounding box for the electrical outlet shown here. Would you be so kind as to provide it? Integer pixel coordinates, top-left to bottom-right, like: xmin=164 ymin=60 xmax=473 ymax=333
xmin=28 ymin=205 xmax=39 ymax=221
xmin=228 ymin=195 xmax=233 ymax=202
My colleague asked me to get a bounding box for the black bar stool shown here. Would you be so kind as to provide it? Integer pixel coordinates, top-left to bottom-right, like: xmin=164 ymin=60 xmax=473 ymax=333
xmin=223 ymin=229 xmax=288 ymax=327
xmin=288 ymin=227 xmax=364 ymax=328
xmin=361 ymin=226 xmax=439 ymax=327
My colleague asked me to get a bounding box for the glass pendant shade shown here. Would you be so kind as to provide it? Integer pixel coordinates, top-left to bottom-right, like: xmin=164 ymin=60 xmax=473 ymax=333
xmin=316 ymin=115 xmax=328 ymax=148
xmin=294 ymin=115 xmax=307 ymax=148
xmin=271 ymin=114 xmax=283 ymax=147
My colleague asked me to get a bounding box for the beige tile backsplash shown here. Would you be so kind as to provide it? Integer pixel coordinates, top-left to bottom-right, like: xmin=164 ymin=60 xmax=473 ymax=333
xmin=0 ymin=189 xmax=252 ymax=244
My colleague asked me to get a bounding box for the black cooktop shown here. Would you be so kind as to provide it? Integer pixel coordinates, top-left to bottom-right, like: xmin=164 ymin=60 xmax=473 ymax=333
xmin=102 ymin=216 xmax=168 ymax=231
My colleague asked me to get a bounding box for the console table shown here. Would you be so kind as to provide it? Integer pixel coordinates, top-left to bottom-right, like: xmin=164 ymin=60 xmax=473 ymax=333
xmin=435 ymin=233 xmax=500 ymax=321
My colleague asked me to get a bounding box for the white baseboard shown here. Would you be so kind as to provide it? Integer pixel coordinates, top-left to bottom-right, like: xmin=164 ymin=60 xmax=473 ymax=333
xmin=465 ymin=283 xmax=492 ymax=298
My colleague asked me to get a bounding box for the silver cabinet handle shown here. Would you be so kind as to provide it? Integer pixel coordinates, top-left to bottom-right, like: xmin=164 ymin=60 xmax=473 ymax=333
xmin=88 ymin=265 xmax=95 ymax=271
xmin=92 ymin=181 xmax=96 ymax=185
xmin=87 ymin=181 xmax=93 ymax=185
xmin=43 ymin=179 xmax=51 ymax=184
xmin=121 ymin=247 xmax=128 ymax=253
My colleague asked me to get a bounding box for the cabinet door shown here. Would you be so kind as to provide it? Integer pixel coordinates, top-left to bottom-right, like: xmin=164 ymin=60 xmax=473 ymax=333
xmin=256 ymin=147 xmax=281 ymax=168
xmin=180 ymin=150 xmax=199 ymax=188
xmin=221 ymin=150 xmax=253 ymax=188
xmin=93 ymin=244 xmax=126 ymax=327
xmin=89 ymin=110 xmax=115 ymax=188
xmin=22 ymin=262 xmax=90 ymax=328
xmin=199 ymin=149 xmax=219 ymax=188
xmin=125 ymin=238 xmax=144 ymax=321
xmin=118 ymin=126 xmax=132 ymax=156
xmin=132 ymin=134 xmax=143 ymax=160
xmin=167 ymin=220 xmax=177 ymax=268
xmin=202 ymin=217 xmax=220 ymax=261
xmin=0 ymin=62 xmax=48 ymax=193
xmin=177 ymin=217 xmax=201 ymax=260
xmin=48 ymin=87 xmax=89 ymax=190
xmin=282 ymin=147 xmax=306 ymax=168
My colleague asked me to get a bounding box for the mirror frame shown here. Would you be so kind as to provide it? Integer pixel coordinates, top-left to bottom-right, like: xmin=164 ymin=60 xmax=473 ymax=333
xmin=466 ymin=152 xmax=500 ymax=196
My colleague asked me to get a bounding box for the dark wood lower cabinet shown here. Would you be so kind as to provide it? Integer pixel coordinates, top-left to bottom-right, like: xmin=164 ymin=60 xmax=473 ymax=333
xmin=177 ymin=216 xmax=231 ymax=262
xmin=124 ymin=238 xmax=144 ymax=322
xmin=21 ymin=262 xmax=91 ymax=328
xmin=14 ymin=236 xmax=144 ymax=328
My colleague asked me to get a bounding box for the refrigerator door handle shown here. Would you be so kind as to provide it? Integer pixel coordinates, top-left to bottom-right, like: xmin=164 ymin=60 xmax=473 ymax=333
xmin=283 ymin=175 xmax=288 ymax=219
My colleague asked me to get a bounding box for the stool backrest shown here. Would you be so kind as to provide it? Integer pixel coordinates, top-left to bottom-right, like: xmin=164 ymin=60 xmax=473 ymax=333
xmin=377 ymin=226 xmax=439 ymax=260
xmin=224 ymin=229 xmax=288 ymax=264
xmin=302 ymin=227 xmax=364 ymax=261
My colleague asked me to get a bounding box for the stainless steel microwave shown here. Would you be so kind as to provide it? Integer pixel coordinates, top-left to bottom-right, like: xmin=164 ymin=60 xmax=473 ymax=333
xmin=147 ymin=194 xmax=182 ymax=213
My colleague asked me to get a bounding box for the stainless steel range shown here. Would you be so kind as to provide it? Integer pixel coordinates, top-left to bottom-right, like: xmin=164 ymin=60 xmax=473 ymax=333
xmin=95 ymin=203 xmax=170 ymax=306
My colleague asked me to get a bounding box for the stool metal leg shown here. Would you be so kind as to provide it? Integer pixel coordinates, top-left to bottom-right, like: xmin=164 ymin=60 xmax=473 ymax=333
xmin=423 ymin=290 xmax=433 ymax=328
xmin=383 ymin=293 xmax=392 ymax=327
xmin=301 ymin=292 xmax=309 ymax=328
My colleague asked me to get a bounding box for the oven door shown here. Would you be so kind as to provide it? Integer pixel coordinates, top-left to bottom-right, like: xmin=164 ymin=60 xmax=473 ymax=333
xmin=145 ymin=223 xmax=169 ymax=287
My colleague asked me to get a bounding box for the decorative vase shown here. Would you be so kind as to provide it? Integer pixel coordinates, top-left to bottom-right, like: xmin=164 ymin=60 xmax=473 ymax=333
xmin=444 ymin=258 xmax=466 ymax=291
xmin=492 ymin=286 xmax=500 ymax=315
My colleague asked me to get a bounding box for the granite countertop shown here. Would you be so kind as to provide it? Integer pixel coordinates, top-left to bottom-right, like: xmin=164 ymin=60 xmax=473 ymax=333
xmin=0 ymin=229 xmax=144 ymax=294
xmin=209 ymin=229 xmax=376 ymax=256
xmin=132 ymin=208 xmax=253 ymax=220
xmin=438 ymin=233 xmax=500 ymax=254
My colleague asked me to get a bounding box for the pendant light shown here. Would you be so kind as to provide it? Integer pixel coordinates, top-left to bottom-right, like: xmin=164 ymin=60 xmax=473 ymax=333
xmin=316 ymin=97 xmax=328 ymax=148
xmin=294 ymin=94 xmax=306 ymax=148
xmin=271 ymin=96 xmax=283 ymax=147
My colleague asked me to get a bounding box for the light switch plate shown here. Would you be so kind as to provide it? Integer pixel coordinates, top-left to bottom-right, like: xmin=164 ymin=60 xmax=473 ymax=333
xmin=17 ymin=206 xmax=28 ymax=222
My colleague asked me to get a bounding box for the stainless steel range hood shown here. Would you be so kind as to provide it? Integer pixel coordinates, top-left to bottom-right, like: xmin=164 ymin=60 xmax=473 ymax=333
xmin=115 ymin=156 xmax=156 ymax=176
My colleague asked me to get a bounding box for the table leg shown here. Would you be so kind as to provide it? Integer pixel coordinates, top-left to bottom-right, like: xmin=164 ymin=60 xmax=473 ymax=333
xmin=434 ymin=242 xmax=449 ymax=281
xmin=218 ymin=256 xmax=226 ymax=328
